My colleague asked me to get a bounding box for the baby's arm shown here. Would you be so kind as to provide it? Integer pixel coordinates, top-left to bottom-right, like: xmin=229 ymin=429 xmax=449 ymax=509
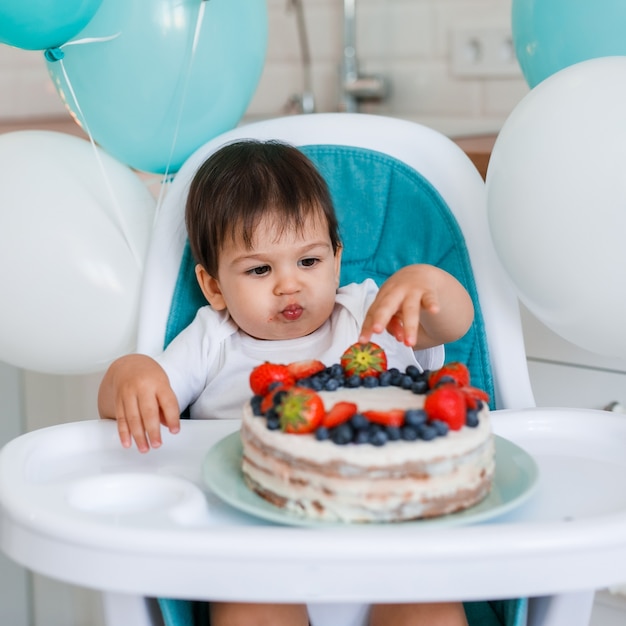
xmin=98 ymin=354 xmax=181 ymax=453
xmin=359 ymin=264 xmax=474 ymax=349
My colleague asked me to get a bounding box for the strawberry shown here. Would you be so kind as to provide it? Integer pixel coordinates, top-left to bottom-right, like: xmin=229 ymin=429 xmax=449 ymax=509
xmin=250 ymin=362 xmax=295 ymax=396
xmin=287 ymin=359 xmax=326 ymax=380
xmin=362 ymin=408 xmax=405 ymax=428
xmin=460 ymin=386 xmax=490 ymax=409
xmin=340 ymin=341 xmax=387 ymax=378
xmin=424 ymin=384 xmax=467 ymax=430
xmin=428 ymin=362 xmax=471 ymax=389
xmin=322 ymin=401 xmax=358 ymax=428
xmin=276 ymin=387 xmax=325 ymax=434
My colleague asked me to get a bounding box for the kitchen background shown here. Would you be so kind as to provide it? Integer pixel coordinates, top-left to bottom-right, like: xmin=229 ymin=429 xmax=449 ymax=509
xmin=0 ymin=0 xmax=528 ymax=131
xmin=1 ymin=0 xmax=625 ymax=624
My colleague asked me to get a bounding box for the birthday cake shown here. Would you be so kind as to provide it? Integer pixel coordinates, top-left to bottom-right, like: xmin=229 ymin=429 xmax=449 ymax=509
xmin=240 ymin=342 xmax=495 ymax=523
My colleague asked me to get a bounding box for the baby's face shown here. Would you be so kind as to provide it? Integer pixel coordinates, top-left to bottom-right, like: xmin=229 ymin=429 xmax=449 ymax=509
xmin=200 ymin=212 xmax=341 ymax=341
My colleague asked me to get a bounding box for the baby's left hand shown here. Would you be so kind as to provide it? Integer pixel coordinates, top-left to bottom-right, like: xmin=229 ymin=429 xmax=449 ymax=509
xmin=359 ymin=265 xmax=473 ymax=349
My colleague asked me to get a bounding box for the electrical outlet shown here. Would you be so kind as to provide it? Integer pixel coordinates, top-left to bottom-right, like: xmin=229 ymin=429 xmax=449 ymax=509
xmin=450 ymin=26 xmax=521 ymax=78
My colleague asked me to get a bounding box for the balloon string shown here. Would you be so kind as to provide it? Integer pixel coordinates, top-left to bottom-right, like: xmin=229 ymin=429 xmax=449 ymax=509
xmin=45 ymin=34 xmax=121 ymax=62
xmin=56 ymin=57 xmax=143 ymax=269
xmin=154 ymin=1 xmax=207 ymax=214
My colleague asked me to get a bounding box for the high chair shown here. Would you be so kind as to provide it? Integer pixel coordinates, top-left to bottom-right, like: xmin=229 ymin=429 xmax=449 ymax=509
xmin=102 ymin=112 xmax=593 ymax=626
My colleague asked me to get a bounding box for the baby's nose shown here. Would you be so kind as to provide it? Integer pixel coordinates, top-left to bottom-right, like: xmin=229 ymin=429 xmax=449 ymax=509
xmin=274 ymin=269 xmax=301 ymax=295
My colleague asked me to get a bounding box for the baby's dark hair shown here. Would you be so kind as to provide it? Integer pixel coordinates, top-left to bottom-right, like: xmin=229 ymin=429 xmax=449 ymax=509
xmin=185 ymin=139 xmax=341 ymax=278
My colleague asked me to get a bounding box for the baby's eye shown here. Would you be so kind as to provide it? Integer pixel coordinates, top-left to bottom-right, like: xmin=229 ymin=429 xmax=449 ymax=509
xmin=247 ymin=265 xmax=270 ymax=276
xmin=299 ymin=257 xmax=319 ymax=268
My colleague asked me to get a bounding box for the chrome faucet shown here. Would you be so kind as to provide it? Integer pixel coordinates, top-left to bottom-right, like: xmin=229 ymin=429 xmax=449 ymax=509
xmin=340 ymin=0 xmax=389 ymax=112
xmin=285 ymin=0 xmax=316 ymax=114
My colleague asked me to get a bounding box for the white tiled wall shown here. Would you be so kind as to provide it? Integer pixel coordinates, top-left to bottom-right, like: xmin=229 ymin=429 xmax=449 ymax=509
xmin=0 ymin=0 xmax=529 ymax=134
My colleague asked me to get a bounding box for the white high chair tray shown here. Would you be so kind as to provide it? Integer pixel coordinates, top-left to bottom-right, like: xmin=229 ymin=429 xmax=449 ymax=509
xmin=2 ymin=407 xmax=626 ymax=603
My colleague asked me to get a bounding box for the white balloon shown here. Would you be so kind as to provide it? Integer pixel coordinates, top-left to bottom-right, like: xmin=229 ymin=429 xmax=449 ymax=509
xmin=486 ymin=57 xmax=626 ymax=359
xmin=0 ymin=131 xmax=155 ymax=374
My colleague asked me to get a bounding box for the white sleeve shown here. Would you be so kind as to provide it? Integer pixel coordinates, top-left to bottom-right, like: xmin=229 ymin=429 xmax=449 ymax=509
xmin=154 ymin=308 xmax=217 ymax=413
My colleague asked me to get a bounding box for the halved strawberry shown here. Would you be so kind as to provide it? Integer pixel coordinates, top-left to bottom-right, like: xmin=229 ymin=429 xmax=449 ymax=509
xmin=276 ymin=387 xmax=325 ymax=434
xmin=340 ymin=341 xmax=387 ymax=378
xmin=424 ymin=384 xmax=466 ymax=430
xmin=250 ymin=362 xmax=295 ymax=396
xmin=428 ymin=362 xmax=470 ymax=389
xmin=460 ymin=386 xmax=490 ymax=409
xmin=322 ymin=401 xmax=358 ymax=428
xmin=362 ymin=408 xmax=405 ymax=428
xmin=287 ymin=359 xmax=326 ymax=380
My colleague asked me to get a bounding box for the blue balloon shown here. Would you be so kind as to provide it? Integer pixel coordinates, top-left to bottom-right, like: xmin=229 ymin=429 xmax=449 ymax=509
xmin=47 ymin=0 xmax=267 ymax=174
xmin=0 ymin=0 xmax=103 ymax=50
xmin=512 ymin=0 xmax=626 ymax=88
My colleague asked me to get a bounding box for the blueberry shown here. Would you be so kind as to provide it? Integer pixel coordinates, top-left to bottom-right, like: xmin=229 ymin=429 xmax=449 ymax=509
xmin=345 ymin=374 xmax=362 ymax=388
xmin=386 ymin=425 xmax=401 ymax=441
xmin=466 ymin=409 xmax=479 ymax=427
xmin=387 ymin=368 xmax=401 ymax=385
xmin=329 ymin=363 xmax=344 ymax=378
xmin=390 ymin=372 xmax=404 ymax=386
xmin=362 ymin=375 xmax=379 ymax=388
xmin=308 ymin=377 xmax=324 ymax=391
xmin=265 ymin=407 xmax=279 ymax=421
xmin=404 ymin=409 xmax=427 ymax=427
xmin=430 ymin=419 xmax=449 ymax=436
xmin=405 ymin=364 xmax=421 ymax=380
xmin=251 ymin=395 xmax=263 ymax=415
xmin=367 ymin=423 xmax=383 ymax=437
xmin=272 ymin=389 xmax=288 ymax=406
xmin=315 ymin=426 xmax=330 ymax=441
xmin=331 ymin=423 xmax=353 ymax=445
xmin=418 ymin=424 xmax=438 ymax=441
xmin=378 ymin=370 xmax=392 ymax=386
xmin=410 ymin=380 xmax=429 ymax=395
xmin=400 ymin=374 xmax=414 ymax=389
xmin=369 ymin=429 xmax=388 ymax=446
xmin=353 ymin=429 xmax=370 ymax=444
xmin=401 ymin=425 xmax=418 ymax=441
xmin=266 ymin=416 xmax=280 ymax=430
xmin=324 ymin=378 xmax=340 ymax=391
xmin=338 ymin=422 xmax=355 ymax=438
xmin=350 ymin=413 xmax=369 ymax=430
xmin=316 ymin=370 xmax=331 ymax=383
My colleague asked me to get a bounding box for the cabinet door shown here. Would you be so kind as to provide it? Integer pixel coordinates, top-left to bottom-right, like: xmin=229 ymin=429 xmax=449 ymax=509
xmin=0 ymin=362 xmax=31 ymax=626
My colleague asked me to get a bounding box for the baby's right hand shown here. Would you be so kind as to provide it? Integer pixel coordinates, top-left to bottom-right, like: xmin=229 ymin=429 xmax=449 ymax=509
xmin=97 ymin=354 xmax=180 ymax=453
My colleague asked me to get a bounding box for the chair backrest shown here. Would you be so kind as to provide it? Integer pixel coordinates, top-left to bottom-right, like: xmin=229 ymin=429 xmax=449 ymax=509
xmin=137 ymin=113 xmax=534 ymax=410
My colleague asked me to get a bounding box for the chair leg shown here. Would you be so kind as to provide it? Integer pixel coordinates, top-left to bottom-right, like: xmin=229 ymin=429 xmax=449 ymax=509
xmin=102 ymin=592 xmax=164 ymax=626
xmin=527 ymin=592 xmax=595 ymax=626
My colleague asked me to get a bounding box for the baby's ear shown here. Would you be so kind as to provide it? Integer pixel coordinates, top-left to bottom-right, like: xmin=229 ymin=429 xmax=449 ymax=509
xmin=195 ymin=265 xmax=226 ymax=310
xmin=334 ymin=245 xmax=343 ymax=287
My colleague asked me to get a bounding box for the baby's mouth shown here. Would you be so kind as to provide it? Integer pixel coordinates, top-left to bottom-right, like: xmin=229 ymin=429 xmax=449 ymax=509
xmin=281 ymin=304 xmax=303 ymax=321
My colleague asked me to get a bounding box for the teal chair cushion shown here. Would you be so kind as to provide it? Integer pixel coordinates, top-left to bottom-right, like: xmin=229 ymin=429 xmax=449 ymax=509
xmin=159 ymin=145 xmax=524 ymax=626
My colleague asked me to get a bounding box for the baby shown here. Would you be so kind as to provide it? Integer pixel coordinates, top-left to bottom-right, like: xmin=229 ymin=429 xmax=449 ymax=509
xmin=99 ymin=139 xmax=473 ymax=626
